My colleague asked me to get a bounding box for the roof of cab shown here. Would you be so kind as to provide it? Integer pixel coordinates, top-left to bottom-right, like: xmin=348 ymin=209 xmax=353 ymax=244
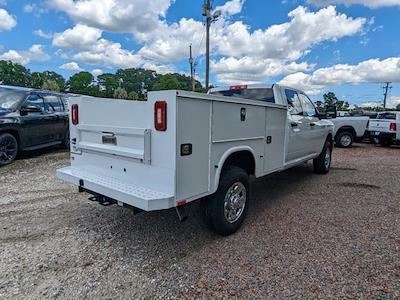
xmin=0 ymin=84 xmax=70 ymax=97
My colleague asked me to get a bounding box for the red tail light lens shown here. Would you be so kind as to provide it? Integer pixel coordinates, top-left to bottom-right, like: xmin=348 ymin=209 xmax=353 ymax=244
xmin=390 ymin=122 xmax=397 ymax=131
xmin=71 ymin=104 xmax=79 ymax=125
xmin=230 ymin=85 xmax=248 ymax=90
xmin=154 ymin=101 xmax=167 ymax=131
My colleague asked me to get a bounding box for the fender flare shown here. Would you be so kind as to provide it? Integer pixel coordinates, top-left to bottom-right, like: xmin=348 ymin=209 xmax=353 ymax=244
xmin=212 ymin=146 xmax=257 ymax=194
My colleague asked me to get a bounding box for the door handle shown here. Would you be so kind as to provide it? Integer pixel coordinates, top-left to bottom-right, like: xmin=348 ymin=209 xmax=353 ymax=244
xmin=310 ymin=122 xmax=316 ymax=127
xmin=291 ymin=122 xmax=299 ymax=127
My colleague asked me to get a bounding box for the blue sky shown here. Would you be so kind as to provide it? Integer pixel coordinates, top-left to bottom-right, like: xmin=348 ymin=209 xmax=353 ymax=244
xmin=0 ymin=0 xmax=399 ymax=107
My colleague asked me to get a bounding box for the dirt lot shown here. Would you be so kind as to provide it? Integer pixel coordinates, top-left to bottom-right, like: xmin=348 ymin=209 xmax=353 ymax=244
xmin=0 ymin=144 xmax=399 ymax=299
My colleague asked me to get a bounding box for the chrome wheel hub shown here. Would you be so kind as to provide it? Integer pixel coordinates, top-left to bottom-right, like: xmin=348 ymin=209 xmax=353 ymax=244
xmin=340 ymin=135 xmax=351 ymax=147
xmin=224 ymin=182 xmax=246 ymax=224
xmin=324 ymin=148 xmax=331 ymax=169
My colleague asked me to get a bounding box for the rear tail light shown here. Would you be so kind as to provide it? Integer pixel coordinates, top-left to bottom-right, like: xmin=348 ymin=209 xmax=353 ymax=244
xmin=154 ymin=101 xmax=167 ymax=131
xmin=390 ymin=122 xmax=397 ymax=131
xmin=230 ymin=85 xmax=248 ymax=90
xmin=71 ymin=104 xmax=79 ymax=125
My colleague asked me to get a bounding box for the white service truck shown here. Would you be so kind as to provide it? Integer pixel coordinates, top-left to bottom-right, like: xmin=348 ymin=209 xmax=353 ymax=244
xmin=369 ymin=112 xmax=400 ymax=146
xmin=57 ymin=85 xmax=334 ymax=235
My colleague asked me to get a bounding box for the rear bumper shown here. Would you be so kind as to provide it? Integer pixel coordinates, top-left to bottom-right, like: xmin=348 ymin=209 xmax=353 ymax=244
xmin=57 ymin=167 xmax=175 ymax=211
xmin=369 ymin=131 xmax=396 ymax=139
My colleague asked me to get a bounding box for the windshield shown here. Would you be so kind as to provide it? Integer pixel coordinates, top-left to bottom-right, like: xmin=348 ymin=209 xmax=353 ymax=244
xmin=0 ymin=90 xmax=25 ymax=111
xmin=211 ymin=88 xmax=275 ymax=103
xmin=377 ymin=113 xmax=396 ymax=120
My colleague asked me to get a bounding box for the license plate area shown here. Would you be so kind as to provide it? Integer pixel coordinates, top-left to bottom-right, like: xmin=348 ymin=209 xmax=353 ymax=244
xmin=102 ymin=133 xmax=117 ymax=145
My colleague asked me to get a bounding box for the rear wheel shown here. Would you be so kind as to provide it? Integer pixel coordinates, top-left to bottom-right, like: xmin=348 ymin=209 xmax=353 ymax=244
xmin=379 ymin=138 xmax=392 ymax=147
xmin=61 ymin=130 xmax=70 ymax=149
xmin=204 ymin=166 xmax=249 ymax=236
xmin=0 ymin=133 xmax=18 ymax=167
xmin=313 ymin=140 xmax=332 ymax=174
xmin=335 ymin=131 xmax=354 ymax=148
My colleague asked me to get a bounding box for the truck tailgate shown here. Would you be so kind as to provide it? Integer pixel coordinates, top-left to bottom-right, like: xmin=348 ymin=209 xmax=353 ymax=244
xmin=369 ymin=120 xmax=391 ymax=132
xmin=59 ymin=94 xmax=177 ymax=210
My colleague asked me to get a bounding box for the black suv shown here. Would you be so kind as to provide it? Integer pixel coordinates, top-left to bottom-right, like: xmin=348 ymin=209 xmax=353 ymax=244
xmin=0 ymin=86 xmax=69 ymax=166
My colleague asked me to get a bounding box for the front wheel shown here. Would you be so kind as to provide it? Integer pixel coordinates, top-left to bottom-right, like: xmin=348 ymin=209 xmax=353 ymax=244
xmin=335 ymin=131 xmax=354 ymax=148
xmin=204 ymin=166 xmax=250 ymax=236
xmin=0 ymin=133 xmax=18 ymax=167
xmin=313 ymin=140 xmax=332 ymax=174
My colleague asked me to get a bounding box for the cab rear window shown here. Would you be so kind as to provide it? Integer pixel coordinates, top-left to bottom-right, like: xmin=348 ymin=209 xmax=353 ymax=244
xmin=377 ymin=113 xmax=396 ymax=120
xmin=212 ymin=88 xmax=275 ymax=103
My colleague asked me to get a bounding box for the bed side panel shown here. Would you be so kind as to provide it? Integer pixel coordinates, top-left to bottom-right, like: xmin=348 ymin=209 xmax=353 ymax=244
xmin=176 ymin=97 xmax=211 ymax=201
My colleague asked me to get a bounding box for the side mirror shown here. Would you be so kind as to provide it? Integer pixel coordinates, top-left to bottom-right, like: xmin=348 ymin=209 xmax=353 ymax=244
xmin=20 ymin=105 xmax=42 ymax=116
xmin=326 ymin=104 xmax=337 ymax=119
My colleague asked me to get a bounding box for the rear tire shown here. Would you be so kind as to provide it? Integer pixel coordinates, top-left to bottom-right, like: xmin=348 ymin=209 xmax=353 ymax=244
xmin=0 ymin=133 xmax=18 ymax=167
xmin=335 ymin=131 xmax=354 ymax=148
xmin=204 ymin=166 xmax=249 ymax=236
xmin=313 ymin=140 xmax=332 ymax=174
xmin=379 ymin=138 xmax=392 ymax=147
xmin=61 ymin=130 xmax=70 ymax=149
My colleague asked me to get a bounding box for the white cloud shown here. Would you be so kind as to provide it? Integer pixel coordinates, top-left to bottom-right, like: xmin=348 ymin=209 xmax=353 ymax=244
xmin=23 ymin=4 xmax=34 ymax=13
xmin=308 ymin=0 xmax=400 ymax=8
xmin=212 ymin=57 xmax=314 ymax=84
xmin=91 ymin=69 xmax=104 ymax=77
xmin=0 ymin=8 xmax=16 ymax=31
xmin=142 ymin=61 xmax=176 ymax=74
xmin=34 ymin=29 xmax=53 ymax=39
xmin=72 ymin=38 xmax=143 ymax=69
xmin=216 ymin=6 xmax=365 ymax=60
xmin=26 ymin=44 xmax=51 ymax=62
xmin=59 ymin=62 xmax=82 ymax=71
xmin=0 ymin=50 xmax=29 ymax=65
xmin=138 ymin=18 xmax=205 ymax=62
xmin=0 ymin=45 xmax=50 ymax=65
xmin=47 ymin=0 xmax=173 ymax=36
xmin=53 ymin=24 xmax=102 ymax=50
xmin=215 ymin=0 xmax=245 ymax=16
xmin=279 ymin=57 xmax=400 ymax=95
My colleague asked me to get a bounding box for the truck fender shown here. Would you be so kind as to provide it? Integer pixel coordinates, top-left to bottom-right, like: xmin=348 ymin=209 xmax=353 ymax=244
xmin=212 ymin=146 xmax=257 ymax=194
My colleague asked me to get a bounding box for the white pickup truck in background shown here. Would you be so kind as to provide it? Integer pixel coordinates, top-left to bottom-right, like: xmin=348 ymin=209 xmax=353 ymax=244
xmin=329 ymin=116 xmax=369 ymax=148
xmin=57 ymin=85 xmax=334 ymax=235
xmin=369 ymin=112 xmax=400 ymax=146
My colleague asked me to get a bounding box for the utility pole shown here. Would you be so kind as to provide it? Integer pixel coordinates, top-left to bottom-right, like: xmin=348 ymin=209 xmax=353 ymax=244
xmin=382 ymin=82 xmax=392 ymax=109
xmin=189 ymin=44 xmax=195 ymax=91
xmin=202 ymin=0 xmax=221 ymax=91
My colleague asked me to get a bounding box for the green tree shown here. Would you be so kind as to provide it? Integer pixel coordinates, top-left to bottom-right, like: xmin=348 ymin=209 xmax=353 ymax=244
xmin=152 ymin=74 xmax=182 ymax=90
xmin=113 ymin=87 xmax=128 ymax=99
xmin=68 ymin=72 xmax=98 ymax=96
xmin=396 ymin=103 xmax=400 ymax=111
xmin=31 ymin=71 xmax=65 ymax=91
xmin=116 ymin=68 xmax=158 ymax=99
xmin=42 ymin=80 xmax=61 ymax=92
xmin=0 ymin=60 xmax=31 ymax=87
xmin=127 ymin=91 xmax=139 ymax=100
xmin=323 ymin=92 xmax=339 ymax=105
xmin=323 ymin=92 xmax=349 ymax=111
xmin=97 ymin=73 xmax=119 ymax=98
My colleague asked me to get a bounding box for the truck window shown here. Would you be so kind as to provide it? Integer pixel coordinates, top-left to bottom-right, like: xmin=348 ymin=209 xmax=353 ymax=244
xmin=285 ymin=90 xmax=303 ymax=115
xmin=26 ymin=95 xmax=45 ymax=111
xmin=212 ymin=88 xmax=275 ymax=103
xmin=298 ymin=93 xmax=317 ymax=117
xmin=377 ymin=113 xmax=396 ymax=120
xmin=44 ymin=95 xmax=64 ymax=112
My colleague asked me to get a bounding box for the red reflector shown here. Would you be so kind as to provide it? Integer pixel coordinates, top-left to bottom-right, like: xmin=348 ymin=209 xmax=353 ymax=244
xmin=230 ymin=84 xmax=248 ymax=90
xmin=177 ymin=200 xmax=187 ymax=207
xmin=390 ymin=122 xmax=397 ymax=131
xmin=71 ymin=104 xmax=79 ymax=125
xmin=154 ymin=101 xmax=167 ymax=131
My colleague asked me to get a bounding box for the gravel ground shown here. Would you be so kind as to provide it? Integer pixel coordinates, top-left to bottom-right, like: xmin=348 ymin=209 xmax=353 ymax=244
xmin=0 ymin=144 xmax=399 ymax=299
